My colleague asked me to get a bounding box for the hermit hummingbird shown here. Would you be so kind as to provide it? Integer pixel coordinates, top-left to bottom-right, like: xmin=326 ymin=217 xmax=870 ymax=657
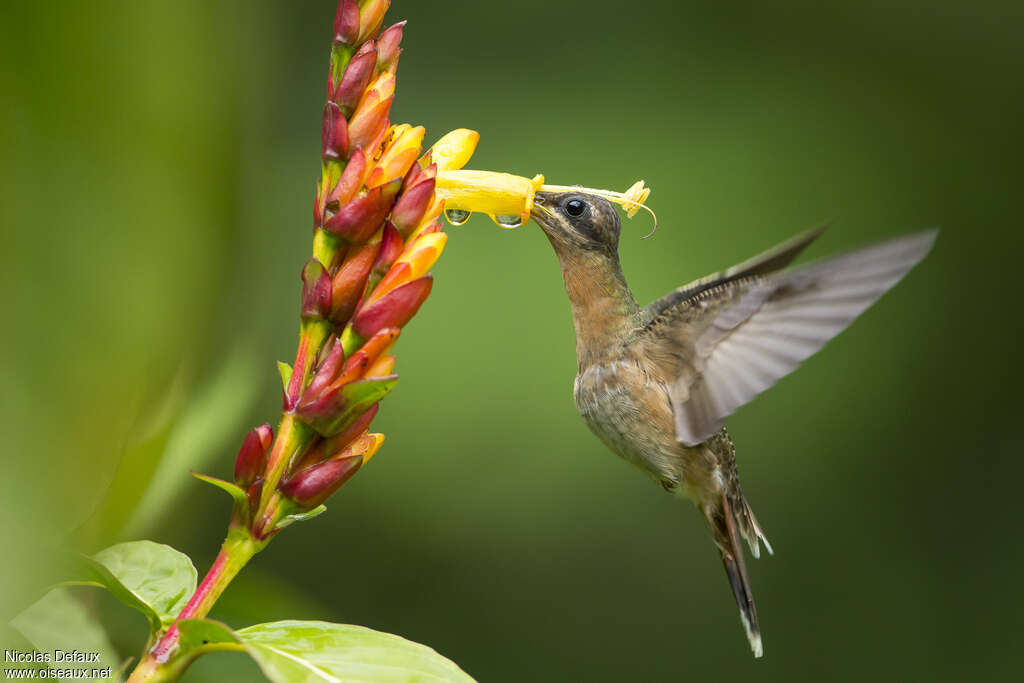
xmin=529 ymin=190 xmax=936 ymax=657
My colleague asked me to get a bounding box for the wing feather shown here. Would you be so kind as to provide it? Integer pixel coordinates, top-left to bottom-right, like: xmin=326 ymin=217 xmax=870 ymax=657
xmin=653 ymin=229 xmax=937 ymax=446
xmin=642 ymin=225 xmax=827 ymax=324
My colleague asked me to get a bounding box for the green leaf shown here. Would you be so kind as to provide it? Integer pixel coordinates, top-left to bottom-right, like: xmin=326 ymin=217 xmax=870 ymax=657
xmin=9 ymin=587 xmax=122 ymax=673
xmin=177 ymin=618 xmax=240 ymax=651
xmin=273 ymin=505 xmax=328 ymax=532
xmin=71 ymin=541 xmax=197 ymax=634
xmin=236 ymin=620 xmax=475 ymax=683
xmin=192 ymin=472 xmax=249 ymax=510
xmin=177 ymin=619 xmax=474 ymax=682
xmin=278 ymin=361 xmax=293 ymax=394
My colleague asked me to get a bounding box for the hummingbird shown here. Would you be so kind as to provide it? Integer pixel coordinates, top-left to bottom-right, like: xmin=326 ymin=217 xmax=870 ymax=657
xmin=529 ymin=190 xmax=936 ymax=657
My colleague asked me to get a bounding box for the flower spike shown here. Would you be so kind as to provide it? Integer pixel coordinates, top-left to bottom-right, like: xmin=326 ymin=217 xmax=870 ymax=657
xmin=138 ymin=4 xmax=481 ymax=674
xmin=194 ymin=0 xmax=475 ymax=557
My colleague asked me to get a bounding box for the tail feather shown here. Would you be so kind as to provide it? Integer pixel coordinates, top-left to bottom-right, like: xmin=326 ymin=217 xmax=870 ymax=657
xmin=706 ymin=492 xmax=763 ymax=657
xmin=737 ymin=495 xmax=773 ymax=559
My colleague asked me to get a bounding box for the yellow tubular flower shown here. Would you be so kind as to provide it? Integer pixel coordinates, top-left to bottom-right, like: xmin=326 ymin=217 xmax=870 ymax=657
xmin=434 ymin=170 xmax=656 ymax=230
xmin=434 ymin=171 xmax=545 ymax=228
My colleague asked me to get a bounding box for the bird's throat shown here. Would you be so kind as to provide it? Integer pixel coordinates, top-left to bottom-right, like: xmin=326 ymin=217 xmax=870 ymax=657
xmin=555 ymin=250 xmax=640 ymax=368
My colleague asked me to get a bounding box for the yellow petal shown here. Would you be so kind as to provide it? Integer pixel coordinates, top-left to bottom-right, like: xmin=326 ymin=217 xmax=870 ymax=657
xmin=418 ymin=195 xmax=446 ymax=227
xmin=621 ymin=180 xmax=651 ymax=218
xmin=425 ymin=129 xmax=480 ymax=172
xmin=402 ymin=232 xmax=447 ymax=279
xmin=364 ymin=354 xmax=396 ymax=378
xmin=409 ymin=231 xmax=447 ymax=255
xmin=360 ymin=433 xmax=386 ymax=464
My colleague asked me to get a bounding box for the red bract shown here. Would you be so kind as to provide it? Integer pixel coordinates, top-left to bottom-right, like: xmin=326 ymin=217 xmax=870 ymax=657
xmin=280 ymin=455 xmax=363 ymax=509
xmin=234 ymin=424 xmax=273 ymax=489
xmin=333 ymin=41 xmax=377 ymax=113
xmin=352 ymin=276 xmax=433 ymax=339
xmin=329 ymin=242 xmax=379 ymax=324
xmin=323 ymin=179 xmax=400 ymax=244
xmin=301 ymin=260 xmax=332 ymax=319
xmin=332 ymin=0 xmax=359 ymax=46
xmin=376 ymin=22 xmax=405 ymax=75
xmin=321 ymin=102 xmax=349 ymax=160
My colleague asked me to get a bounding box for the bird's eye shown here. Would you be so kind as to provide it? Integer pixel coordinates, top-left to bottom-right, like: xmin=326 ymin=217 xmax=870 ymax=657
xmin=564 ymin=198 xmax=586 ymax=217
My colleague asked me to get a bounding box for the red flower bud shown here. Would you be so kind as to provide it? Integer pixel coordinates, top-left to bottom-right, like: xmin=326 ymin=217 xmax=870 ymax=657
xmin=327 ymin=148 xmax=367 ymax=208
xmin=280 ymin=455 xmax=363 ymax=509
xmin=357 ymin=0 xmax=390 ymax=43
xmin=332 ymin=41 xmax=377 ymax=114
xmin=390 ymin=176 xmax=435 ymax=236
xmin=372 ymin=221 xmax=403 ymax=277
xmin=326 ymin=403 xmax=379 ymax=454
xmin=348 ymin=73 xmax=395 ymax=151
xmin=321 ymin=102 xmax=348 ymax=160
xmin=304 ymin=338 xmax=346 ymax=403
xmin=376 ymin=22 xmax=405 ymax=75
xmin=234 ymin=424 xmax=273 ymax=489
xmin=333 ymin=0 xmax=360 ymax=46
xmin=324 ymin=178 xmax=400 ymax=245
xmin=349 ymin=103 xmax=392 ymax=156
xmin=353 ymin=276 xmax=433 ymax=339
xmin=301 ymin=259 xmax=332 ymax=319
xmin=329 ymin=242 xmax=379 ymax=324
xmin=293 ymin=401 xmax=381 ymax=473
xmin=296 ymin=376 xmax=398 ymax=437
xmin=343 ymin=327 xmax=399 ymax=375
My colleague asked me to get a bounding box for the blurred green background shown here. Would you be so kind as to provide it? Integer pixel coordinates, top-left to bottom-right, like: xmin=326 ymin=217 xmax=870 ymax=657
xmin=2 ymin=0 xmax=1022 ymax=680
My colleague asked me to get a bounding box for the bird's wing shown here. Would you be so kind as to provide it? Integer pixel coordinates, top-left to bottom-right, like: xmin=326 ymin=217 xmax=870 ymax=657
xmin=639 ymin=225 xmax=827 ymax=325
xmin=638 ymin=230 xmax=937 ymax=446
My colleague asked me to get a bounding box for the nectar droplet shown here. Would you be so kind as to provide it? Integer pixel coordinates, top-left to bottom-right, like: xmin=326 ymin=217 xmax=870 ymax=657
xmin=444 ymin=208 xmax=471 ymax=226
xmin=494 ymin=214 xmax=522 ymax=228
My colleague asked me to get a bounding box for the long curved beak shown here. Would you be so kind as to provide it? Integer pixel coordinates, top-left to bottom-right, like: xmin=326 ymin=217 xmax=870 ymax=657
xmin=530 ymin=191 xmax=555 ymax=229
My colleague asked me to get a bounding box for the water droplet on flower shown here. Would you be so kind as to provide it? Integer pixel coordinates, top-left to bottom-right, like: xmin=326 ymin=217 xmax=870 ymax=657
xmin=494 ymin=214 xmax=522 ymax=228
xmin=444 ymin=209 xmax=471 ymax=226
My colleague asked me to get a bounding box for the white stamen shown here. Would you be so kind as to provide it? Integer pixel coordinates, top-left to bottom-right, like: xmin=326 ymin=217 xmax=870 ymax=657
xmin=541 ymin=180 xmax=658 ymax=237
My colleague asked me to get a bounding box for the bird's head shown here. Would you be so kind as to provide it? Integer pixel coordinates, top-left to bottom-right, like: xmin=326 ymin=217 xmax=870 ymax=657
xmin=531 ymin=191 xmax=622 ymax=258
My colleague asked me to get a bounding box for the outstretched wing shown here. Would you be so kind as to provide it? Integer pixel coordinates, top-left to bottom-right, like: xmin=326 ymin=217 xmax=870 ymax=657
xmin=639 ymin=229 xmax=937 ymax=446
xmin=640 ymin=224 xmax=828 ymax=325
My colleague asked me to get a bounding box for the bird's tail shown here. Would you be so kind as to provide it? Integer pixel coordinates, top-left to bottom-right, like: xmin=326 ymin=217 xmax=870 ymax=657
xmin=703 ymin=491 xmax=766 ymax=658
